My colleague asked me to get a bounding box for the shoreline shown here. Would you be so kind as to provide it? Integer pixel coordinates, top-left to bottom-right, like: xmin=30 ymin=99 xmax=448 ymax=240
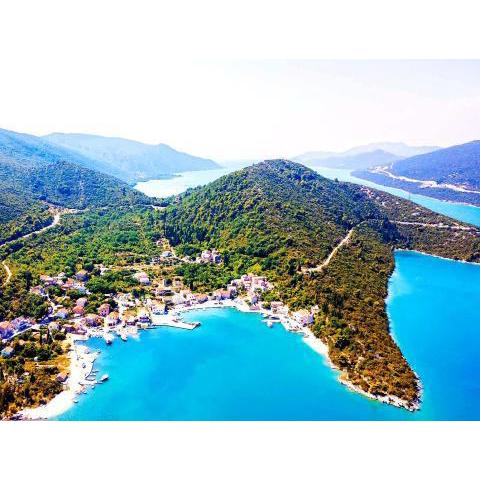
xmin=352 ymin=171 xmax=480 ymax=209
xmin=19 ymin=340 xmax=98 ymax=420
xmin=395 ymin=248 xmax=480 ymax=266
xmin=17 ymin=297 xmax=417 ymax=420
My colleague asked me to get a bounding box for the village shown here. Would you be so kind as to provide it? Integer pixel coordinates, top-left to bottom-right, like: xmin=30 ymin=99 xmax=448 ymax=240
xmin=1 ymin=244 xmax=318 ymax=403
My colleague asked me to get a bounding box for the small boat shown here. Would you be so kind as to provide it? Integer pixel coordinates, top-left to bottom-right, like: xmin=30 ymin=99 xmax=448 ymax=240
xmin=120 ymin=332 xmax=127 ymax=341
xmin=103 ymin=333 xmax=114 ymax=345
xmin=266 ymin=320 xmax=273 ymax=328
xmin=99 ymin=374 xmax=109 ymax=383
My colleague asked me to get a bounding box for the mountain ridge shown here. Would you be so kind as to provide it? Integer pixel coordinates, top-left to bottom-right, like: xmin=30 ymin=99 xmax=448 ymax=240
xmin=293 ymin=142 xmax=439 ymax=168
xmin=353 ymin=140 xmax=480 ymax=205
xmin=0 ymin=127 xmax=149 ymax=244
xmin=44 ymin=132 xmax=221 ymax=183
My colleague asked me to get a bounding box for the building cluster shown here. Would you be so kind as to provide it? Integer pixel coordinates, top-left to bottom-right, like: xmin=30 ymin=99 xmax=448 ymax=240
xmin=1 ymin=260 xmax=318 ymax=363
xmin=196 ymin=248 xmax=222 ymax=264
xmin=228 ymin=273 xmax=273 ymax=309
xmin=36 ymin=270 xmax=90 ymax=295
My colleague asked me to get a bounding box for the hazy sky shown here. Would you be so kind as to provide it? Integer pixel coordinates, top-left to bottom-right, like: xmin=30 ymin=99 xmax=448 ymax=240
xmin=1 ymin=60 xmax=480 ymax=161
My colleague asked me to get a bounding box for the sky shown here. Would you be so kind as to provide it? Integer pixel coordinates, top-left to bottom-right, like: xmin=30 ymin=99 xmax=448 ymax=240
xmin=1 ymin=58 xmax=480 ymax=162
xmin=1 ymin=0 xmax=479 ymax=165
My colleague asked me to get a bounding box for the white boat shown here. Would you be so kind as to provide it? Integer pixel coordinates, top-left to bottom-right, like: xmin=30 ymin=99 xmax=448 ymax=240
xmin=100 ymin=374 xmax=109 ymax=382
xmin=266 ymin=320 xmax=273 ymax=328
xmin=103 ymin=333 xmax=114 ymax=345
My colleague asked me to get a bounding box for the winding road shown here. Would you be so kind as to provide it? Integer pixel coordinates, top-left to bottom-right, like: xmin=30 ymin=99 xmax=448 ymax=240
xmin=1 ymin=210 xmax=63 ymax=286
xmin=302 ymin=228 xmax=355 ymax=274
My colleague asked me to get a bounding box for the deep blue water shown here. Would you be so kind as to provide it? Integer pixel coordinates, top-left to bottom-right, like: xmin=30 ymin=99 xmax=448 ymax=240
xmin=58 ymin=251 xmax=480 ymax=420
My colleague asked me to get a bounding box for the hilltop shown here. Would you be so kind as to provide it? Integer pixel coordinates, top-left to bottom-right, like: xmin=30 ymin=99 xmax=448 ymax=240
xmin=44 ymin=132 xmax=220 ymax=183
xmin=354 ymin=140 xmax=480 ymax=205
xmin=164 ymin=159 xmax=480 ymax=408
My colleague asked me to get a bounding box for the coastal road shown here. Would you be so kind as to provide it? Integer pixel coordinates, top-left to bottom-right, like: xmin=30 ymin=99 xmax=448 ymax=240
xmin=302 ymin=228 xmax=355 ymax=274
xmin=371 ymin=166 xmax=480 ymax=195
xmin=392 ymin=220 xmax=475 ymax=231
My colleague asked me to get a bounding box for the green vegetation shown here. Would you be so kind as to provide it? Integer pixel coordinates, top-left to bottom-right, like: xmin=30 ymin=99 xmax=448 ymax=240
xmin=2 ymin=158 xmax=480 ymax=412
xmin=163 ymin=160 xmax=480 ymax=407
xmin=0 ymin=329 xmax=66 ymax=418
xmin=0 ymin=127 xmax=152 ymax=246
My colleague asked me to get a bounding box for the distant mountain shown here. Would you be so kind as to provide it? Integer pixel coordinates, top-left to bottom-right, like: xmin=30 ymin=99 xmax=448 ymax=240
xmin=341 ymin=142 xmax=439 ymax=158
xmin=0 ymin=127 xmax=148 ymax=243
xmin=297 ymin=149 xmax=402 ymax=170
xmin=389 ymin=140 xmax=480 ymax=189
xmin=353 ymin=140 xmax=480 ymax=205
xmin=44 ymin=133 xmax=221 ymax=183
xmin=293 ymin=142 xmax=439 ymax=169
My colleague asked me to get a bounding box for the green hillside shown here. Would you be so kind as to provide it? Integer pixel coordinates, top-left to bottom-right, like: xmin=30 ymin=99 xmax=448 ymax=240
xmin=0 ymin=128 xmax=150 ymax=244
xmin=164 ymin=160 xmax=480 ymax=408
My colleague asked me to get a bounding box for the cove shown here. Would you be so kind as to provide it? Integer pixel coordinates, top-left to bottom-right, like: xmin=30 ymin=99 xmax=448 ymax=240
xmin=56 ymin=250 xmax=480 ymax=420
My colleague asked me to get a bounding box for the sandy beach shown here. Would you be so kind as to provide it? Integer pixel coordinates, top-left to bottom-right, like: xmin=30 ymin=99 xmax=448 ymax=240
xmin=19 ymin=341 xmax=98 ymax=420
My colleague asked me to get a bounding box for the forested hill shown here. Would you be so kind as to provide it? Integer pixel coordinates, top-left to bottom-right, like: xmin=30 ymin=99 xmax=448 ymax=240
xmin=44 ymin=132 xmax=220 ymax=183
xmin=0 ymin=127 xmax=149 ymax=244
xmin=165 ymin=159 xmax=480 ymax=409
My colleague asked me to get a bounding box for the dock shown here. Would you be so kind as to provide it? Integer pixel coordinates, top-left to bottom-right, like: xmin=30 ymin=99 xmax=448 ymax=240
xmin=151 ymin=314 xmax=200 ymax=330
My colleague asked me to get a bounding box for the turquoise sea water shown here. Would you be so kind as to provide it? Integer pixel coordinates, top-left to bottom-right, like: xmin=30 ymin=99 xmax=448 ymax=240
xmin=57 ymin=251 xmax=480 ymax=420
xmin=56 ymin=168 xmax=480 ymax=420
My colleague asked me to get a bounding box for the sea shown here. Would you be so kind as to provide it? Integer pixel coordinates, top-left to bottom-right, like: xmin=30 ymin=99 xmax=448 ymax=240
xmin=56 ymin=166 xmax=480 ymax=420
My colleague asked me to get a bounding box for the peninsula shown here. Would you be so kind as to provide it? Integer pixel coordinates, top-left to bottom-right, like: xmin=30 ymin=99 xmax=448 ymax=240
xmin=1 ymin=159 xmax=480 ymax=418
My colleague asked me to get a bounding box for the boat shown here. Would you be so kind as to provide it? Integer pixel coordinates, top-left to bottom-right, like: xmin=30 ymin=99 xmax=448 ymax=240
xmin=99 ymin=374 xmax=109 ymax=382
xmin=103 ymin=333 xmax=114 ymax=345
xmin=120 ymin=332 xmax=127 ymax=341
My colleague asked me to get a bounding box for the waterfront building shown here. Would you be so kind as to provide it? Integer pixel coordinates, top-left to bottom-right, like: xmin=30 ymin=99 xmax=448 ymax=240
xmin=150 ymin=301 xmax=166 ymax=315
xmin=105 ymin=311 xmax=120 ymax=327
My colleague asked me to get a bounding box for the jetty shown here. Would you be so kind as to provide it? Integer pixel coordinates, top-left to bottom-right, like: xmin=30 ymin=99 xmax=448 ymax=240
xmin=151 ymin=313 xmax=200 ymax=330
